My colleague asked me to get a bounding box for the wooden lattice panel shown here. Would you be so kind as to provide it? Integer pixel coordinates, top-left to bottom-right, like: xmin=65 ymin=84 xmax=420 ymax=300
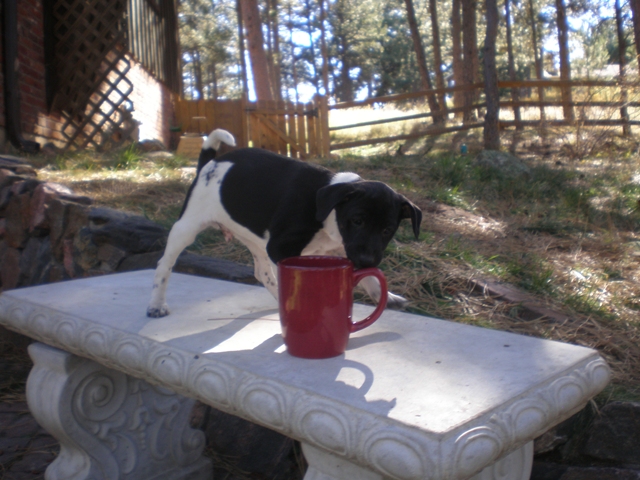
xmin=52 ymin=0 xmax=135 ymax=150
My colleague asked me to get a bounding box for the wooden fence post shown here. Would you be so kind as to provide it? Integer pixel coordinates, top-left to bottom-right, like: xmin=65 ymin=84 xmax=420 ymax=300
xmin=317 ymin=95 xmax=331 ymax=157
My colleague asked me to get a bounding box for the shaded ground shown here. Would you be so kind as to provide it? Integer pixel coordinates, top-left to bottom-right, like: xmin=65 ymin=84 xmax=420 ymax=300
xmin=0 ymin=336 xmax=57 ymax=480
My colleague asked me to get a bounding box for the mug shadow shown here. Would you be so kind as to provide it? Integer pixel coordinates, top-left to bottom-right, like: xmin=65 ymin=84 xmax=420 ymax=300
xmin=347 ymin=331 xmax=402 ymax=350
xmin=171 ymin=308 xmax=401 ymax=418
xmin=248 ymin=332 xmax=398 ymax=417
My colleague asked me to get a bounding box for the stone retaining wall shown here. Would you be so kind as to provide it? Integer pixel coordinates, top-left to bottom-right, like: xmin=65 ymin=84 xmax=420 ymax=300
xmin=0 ymin=157 xmax=256 ymax=292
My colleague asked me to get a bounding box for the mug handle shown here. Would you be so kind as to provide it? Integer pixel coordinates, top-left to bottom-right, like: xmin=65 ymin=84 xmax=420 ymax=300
xmin=350 ymin=268 xmax=388 ymax=332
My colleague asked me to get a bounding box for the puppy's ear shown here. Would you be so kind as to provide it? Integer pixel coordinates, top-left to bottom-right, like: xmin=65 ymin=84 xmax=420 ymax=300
xmin=316 ymin=183 xmax=357 ymax=221
xmin=400 ymin=199 xmax=422 ymax=239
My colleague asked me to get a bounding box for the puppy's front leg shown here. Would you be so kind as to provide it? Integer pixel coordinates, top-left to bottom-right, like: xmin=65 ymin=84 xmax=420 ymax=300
xmin=252 ymin=252 xmax=279 ymax=300
xmin=359 ymin=276 xmax=408 ymax=310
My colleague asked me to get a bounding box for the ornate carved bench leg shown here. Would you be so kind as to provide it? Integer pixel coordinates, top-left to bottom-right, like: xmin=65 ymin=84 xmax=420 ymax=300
xmin=470 ymin=441 xmax=533 ymax=480
xmin=26 ymin=342 xmax=212 ymax=480
xmin=301 ymin=443 xmax=382 ymax=480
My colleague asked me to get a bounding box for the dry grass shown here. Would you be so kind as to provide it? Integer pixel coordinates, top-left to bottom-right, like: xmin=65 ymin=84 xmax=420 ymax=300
xmin=22 ymin=124 xmax=640 ymax=402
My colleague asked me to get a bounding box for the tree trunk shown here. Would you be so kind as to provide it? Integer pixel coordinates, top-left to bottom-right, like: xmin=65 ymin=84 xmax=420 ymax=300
xmin=630 ymin=0 xmax=640 ymax=74
xmin=334 ymin=2 xmax=353 ymax=102
xmin=288 ymin=6 xmax=299 ymax=103
xmin=461 ymin=0 xmax=478 ymax=122
xmin=555 ymin=0 xmax=574 ymax=122
xmin=615 ymin=0 xmax=630 ymax=135
xmin=428 ymin=0 xmax=446 ymax=113
xmin=271 ymin=0 xmax=282 ymax=99
xmin=403 ymin=0 xmax=443 ymax=123
xmin=527 ymin=0 xmax=546 ymax=121
xmin=304 ymin=0 xmax=320 ymax=94
xmin=319 ymin=0 xmax=330 ymax=97
xmin=236 ymin=0 xmax=250 ymax=98
xmin=452 ymin=0 xmax=464 ymax=120
xmin=241 ymin=0 xmax=274 ymax=101
xmin=212 ymin=65 xmax=219 ymax=100
xmin=505 ymin=0 xmax=522 ymax=129
xmin=193 ymin=49 xmax=204 ymax=100
xmin=265 ymin=0 xmax=276 ymax=98
xmin=483 ymin=0 xmax=500 ymax=150
xmin=338 ymin=35 xmax=353 ymax=102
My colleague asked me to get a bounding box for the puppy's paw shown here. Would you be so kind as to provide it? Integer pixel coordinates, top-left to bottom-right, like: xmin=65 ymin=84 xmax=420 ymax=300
xmin=147 ymin=304 xmax=170 ymax=318
xmin=386 ymin=292 xmax=408 ymax=310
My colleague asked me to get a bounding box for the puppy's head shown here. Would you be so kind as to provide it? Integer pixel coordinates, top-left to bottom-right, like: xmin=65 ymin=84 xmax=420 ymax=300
xmin=316 ymin=181 xmax=422 ymax=269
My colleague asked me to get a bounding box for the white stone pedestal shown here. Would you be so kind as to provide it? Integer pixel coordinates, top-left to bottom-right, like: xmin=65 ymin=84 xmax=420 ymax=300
xmin=26 ymin=342 xmax=212 ymax=480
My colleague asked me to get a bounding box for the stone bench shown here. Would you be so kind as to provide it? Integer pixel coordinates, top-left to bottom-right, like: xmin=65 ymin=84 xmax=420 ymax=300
xmin=0 ymin=270 xmax=610 ymax=480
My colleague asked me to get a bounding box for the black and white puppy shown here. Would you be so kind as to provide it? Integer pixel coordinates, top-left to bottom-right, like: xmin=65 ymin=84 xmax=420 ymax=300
xmin=147 ymin=129 xmax=422 ymax=317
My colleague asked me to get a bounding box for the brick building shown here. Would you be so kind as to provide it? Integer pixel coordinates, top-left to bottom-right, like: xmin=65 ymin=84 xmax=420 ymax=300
xmin=1 ymin=0 xmax=180 ymax=153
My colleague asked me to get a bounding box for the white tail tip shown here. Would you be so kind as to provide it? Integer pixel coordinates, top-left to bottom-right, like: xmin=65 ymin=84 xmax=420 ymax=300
xmin=202 ymin=129 xmax=236 ymax=151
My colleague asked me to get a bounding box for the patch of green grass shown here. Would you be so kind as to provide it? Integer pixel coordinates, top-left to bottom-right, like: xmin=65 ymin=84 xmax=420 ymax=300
xmin=428 ymin=154 xmax=471 ymax=188
xmin=113 ymin=144 xmax=143 ymax=170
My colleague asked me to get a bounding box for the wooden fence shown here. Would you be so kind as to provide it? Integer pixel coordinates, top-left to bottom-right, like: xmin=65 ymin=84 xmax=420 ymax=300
xmin=329 ymin=79 xmax=640 ymax=151
xmin=174 ymin=96 xmax=330 ymax=158
xmin=175 ymin=79 xmax=640 ymax=156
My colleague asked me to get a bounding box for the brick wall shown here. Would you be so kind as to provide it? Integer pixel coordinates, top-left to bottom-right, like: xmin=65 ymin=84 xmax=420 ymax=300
xmin=127 ymin=57 xmax=176 ymax=147
xmin=0 ymin=0 xmax=176 ymax=151
xmin=0 ymin=0 xmax=65 ymax=148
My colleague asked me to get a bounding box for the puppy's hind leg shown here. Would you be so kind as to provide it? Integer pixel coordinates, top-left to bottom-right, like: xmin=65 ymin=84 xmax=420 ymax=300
xmin=359 ymin=276 xmax=408 ymax=310
xmin=147 ymin=216 xmax=203 ymax=317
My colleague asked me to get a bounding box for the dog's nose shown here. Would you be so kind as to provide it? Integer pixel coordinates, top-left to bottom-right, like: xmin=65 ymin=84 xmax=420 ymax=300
xmin=353 ymin=253 xmax=377 ymax=269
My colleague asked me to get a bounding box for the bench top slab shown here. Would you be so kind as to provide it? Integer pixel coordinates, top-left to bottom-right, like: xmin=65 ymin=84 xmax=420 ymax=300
xmin=0 ymin=270 xmax=610 ymax=480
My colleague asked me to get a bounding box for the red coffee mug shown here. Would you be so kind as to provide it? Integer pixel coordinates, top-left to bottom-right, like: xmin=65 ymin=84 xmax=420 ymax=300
xmin=278 ymin=256 xmax=388 ymax=359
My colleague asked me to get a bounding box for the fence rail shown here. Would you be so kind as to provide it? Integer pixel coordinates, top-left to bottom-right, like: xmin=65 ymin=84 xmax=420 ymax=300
xmin=328 ymin=79 xmax=640 ymax=151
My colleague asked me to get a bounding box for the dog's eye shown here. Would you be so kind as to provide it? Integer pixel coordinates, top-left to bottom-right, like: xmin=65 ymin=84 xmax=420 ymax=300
xmin=351 ymin=217 xmax=364 ymax=227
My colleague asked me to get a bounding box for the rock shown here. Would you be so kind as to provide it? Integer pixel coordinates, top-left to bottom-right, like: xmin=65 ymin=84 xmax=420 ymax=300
xmin=172 ymin=252 xmax=257 ymax=284
xmin=62 ymin=238 xmax=76 ymax=278
xmin=583 ymin=401 xmax=640 ymax=464
xmin=0 ymin=168 xmax=15 ymax=182
xmin=64 ymin=202 xmax=90 ymax=238
xmin=28 ymin=238 xmax=55 ymax=286
xmin=88 ymin=208 xmax=168 ymax=254
xmin=143 ymin=151 xmax=174 ymax=161
xmin=0 ymin=247 xmax=21 ymax=290
xmin=4 ymin=194 xmax=31 ymax=248
xmin=73 ymin=228 xmax=99 ymax=272
xmin=18 ymin=237 xmax=45 ymax=287
xmin=10 ymin=178 xmax=41 ymax=196
xmin=97 ymin=243 xmax=127 ymax=271
xmin=474 ymin=150 xmax=531 ymax=177
xmin=118 ymin=250 xmax=257 ymax=285
xmin=46 ymin=198 xmax=68 ymax=259
xmin=29 ymin=182 xmax=90 ymax=233
xmin=0 ymin=155 xmax=37 ymax=176
xmin=560 ymin=467 xmax=640 ymax=479
xmin=137 ymin=139 xmax=166 ymax=152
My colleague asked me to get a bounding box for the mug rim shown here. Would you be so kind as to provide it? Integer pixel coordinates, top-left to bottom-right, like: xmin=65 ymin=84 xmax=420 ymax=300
xmin=278 ymin=255 xmax=352 ymax=270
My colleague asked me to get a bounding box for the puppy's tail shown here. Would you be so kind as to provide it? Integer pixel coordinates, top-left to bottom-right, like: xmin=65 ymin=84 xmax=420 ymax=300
xmin=197 ymin=129 xmax=236 ymax=174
